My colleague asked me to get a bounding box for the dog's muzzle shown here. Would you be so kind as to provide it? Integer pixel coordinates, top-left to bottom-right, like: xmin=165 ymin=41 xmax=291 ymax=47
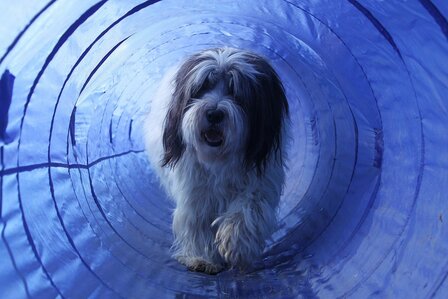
xmin=202 ymin=108 xmax=225 ymax=147
xmin=201 ymin=128 xmax=224 ymax=147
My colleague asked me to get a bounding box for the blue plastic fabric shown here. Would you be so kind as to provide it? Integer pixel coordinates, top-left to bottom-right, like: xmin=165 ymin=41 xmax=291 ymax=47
xmin=0 ymin=0 xmax=447 ymax=298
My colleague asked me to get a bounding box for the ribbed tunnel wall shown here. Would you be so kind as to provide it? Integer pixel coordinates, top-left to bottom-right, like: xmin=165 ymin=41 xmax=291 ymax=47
xmin=0 ymin=1 xmax=447 ymax=298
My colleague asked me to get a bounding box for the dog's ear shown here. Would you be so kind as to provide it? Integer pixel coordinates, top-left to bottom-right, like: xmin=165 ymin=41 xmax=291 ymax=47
xmin=161 ymin=53 xmax=208 ymax=167
xmin=233 ymin=53 xmax=289 ymax=175
xmin=161 ymin=98 xmax=184 ymax=168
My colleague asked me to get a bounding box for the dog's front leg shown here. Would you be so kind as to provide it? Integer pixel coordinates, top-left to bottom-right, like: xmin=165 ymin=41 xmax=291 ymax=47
xmin=172 ymin=204 xmax=224 ymax=274
xmin=214 ymin=192 xmax=277 ymax=269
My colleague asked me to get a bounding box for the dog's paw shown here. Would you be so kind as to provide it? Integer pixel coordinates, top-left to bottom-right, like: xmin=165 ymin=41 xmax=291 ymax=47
xmin=188 ymin=260 xmax=223 ymax=275
xmin=176 ymin=256 xmax=224 ymax=275
xmin=214 ymin=213 xmax=263 ymax=269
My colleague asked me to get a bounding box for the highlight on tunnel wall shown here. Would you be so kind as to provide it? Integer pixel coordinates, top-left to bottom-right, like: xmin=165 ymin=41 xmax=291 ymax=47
xmin=0 ymin=0 xmax=447 ymax=298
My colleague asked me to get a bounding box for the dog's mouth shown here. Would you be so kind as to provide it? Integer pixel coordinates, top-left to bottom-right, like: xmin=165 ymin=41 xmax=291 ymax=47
xmin=201 ymin=128 xmax=224 ymax=147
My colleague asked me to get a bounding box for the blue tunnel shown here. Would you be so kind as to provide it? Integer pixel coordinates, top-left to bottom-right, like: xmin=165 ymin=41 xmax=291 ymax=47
xmin=0 ymin=0 xmax=447 ymax=298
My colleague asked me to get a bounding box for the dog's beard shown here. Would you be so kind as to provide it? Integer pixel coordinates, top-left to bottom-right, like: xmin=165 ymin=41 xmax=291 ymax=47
xmin=181 ymin=89 xmax=247 ymax=167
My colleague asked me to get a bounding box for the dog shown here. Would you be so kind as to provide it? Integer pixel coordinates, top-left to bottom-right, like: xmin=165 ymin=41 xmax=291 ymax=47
xmin=144 ymin=47 xmax=289 ymax=274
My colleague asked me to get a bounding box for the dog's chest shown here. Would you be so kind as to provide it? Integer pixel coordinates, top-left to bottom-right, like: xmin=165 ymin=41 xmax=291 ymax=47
xmin=177 ymin=168 xmax=249 ymax=212
xmin=196 ymin=174 xmax=243 ymax=206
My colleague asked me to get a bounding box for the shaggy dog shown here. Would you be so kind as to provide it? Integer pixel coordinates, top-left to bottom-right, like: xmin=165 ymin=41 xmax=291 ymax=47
xmin=145 ymin=47 xmax=289 ymax=274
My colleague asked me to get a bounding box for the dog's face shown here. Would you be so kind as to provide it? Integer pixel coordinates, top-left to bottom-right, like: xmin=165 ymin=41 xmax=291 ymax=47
xmin=162 ymin=48 xmax=289 ymax=173
xmin=180 ymin=78 xmax=247 ymax=165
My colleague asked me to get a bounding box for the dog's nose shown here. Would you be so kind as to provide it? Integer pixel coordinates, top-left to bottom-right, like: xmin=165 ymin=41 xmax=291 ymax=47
xmin=206 ymin=109 xmax=225 ymax=124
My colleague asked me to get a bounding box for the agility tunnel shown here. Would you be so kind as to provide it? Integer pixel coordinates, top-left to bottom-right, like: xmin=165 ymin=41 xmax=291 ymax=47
xmin=0 ymin=0 xmax=447 ymax=298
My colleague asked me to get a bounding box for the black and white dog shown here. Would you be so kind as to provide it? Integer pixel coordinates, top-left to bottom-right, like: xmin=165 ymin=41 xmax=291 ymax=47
xmin=145 ymin=47 xmax=289 ymax=274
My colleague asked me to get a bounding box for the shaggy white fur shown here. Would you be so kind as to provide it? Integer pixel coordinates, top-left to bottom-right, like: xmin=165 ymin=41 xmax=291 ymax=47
xmin=144 ymin=48 xmax=288 ymax=274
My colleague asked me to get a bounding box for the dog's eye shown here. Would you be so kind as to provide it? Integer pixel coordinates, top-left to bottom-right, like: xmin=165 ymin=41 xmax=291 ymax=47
xmin=200 ymin=75 xmax=214 ymax=93
xmin=203 ymin=80 xmax=211 ymax=91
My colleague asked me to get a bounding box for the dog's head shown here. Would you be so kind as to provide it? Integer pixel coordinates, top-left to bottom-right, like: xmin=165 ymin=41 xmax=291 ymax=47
xmin=162 ymin=47 xmax=289 ymax=174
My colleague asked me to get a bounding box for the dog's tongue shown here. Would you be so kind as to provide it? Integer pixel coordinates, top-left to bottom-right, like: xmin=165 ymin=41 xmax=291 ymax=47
xmin=204 ymin=129 xmax=223 ymax=146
